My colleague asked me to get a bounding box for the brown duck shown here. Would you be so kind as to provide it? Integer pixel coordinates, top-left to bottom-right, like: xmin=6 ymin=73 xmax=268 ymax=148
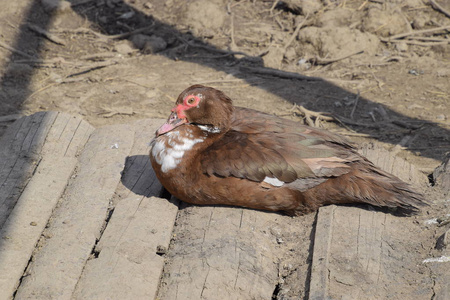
xmin=149 ymin=85 xmax=426 ymax=215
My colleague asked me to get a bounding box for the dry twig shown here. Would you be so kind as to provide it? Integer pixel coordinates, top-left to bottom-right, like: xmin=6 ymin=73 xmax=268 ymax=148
xmin=240 ymin=66 xmax=323 ymax=81
xmin=177 ymin=36 xmax=251 ymax=58
xmin=0 ymin=41 xmax=35 ymax=59
xmin=27 ymin=24 xmax=66 ymax=45
xmin=383 ymin=25 xmax=450 ymax=41
xmin=66 ymin=61 xmax=118 ymax=78
xmin=382 ymin=39 xmax=449 ymax=46
xmin=350 ymin=91 xmax=361 ymax=120
xmin=270 ymin=0 xmax=279 ymax=16
xmin=408 ymin=36 xmax=450 ymax=42
xmin=283 ymin=13 xmax=310 ymax=51
xmin=0 ymin=114 xmax=23 ymax=122
xmin=311 ymin=50 xmax=364 ymax=65
xmin=429 ymin=0 xmax=450 ymax=18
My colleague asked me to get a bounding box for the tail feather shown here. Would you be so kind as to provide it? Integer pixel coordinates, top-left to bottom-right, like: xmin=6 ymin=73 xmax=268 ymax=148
xmin=304 ymin=162 xmax=427 ymax=213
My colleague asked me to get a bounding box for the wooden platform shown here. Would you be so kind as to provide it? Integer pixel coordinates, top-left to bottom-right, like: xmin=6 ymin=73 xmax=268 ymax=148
xmin=0 ymin=112 xmax=446 ymax=300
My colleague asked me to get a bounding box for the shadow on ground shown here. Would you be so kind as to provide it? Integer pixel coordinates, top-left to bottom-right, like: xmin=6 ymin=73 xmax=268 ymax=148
xmin=0 ymin=0 xmax=448 ymax=163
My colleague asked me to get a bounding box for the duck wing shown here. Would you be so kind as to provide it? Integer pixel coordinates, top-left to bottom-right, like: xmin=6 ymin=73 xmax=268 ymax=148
xmin=201 ymin=107 xmax=363 ymax=183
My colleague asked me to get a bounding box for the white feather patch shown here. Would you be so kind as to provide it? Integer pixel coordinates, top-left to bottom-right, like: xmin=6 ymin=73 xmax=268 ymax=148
xmin=151 ymin=134 xmax=204 ymax=173
xmin=197 ymin=124 xmax=221 ymax=134
xmin=263 ymin=176 xmax=285 ymax=187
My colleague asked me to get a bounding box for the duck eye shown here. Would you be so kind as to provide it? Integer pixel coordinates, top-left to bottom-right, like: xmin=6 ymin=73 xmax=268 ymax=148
xmin=187 ymin=97 xmax=195 ymax=105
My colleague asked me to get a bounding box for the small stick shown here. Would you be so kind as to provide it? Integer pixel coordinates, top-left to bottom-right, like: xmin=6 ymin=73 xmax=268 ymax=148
xmin=284 ymin=13 xmax=310 ymax=51
xmin=311 ymin=50 xmax=364 ymax=65
xmin=350 ymin=91 xmax=361 ymax=119
xmin=229 ymin=13 xmax=239 ymax=52
xmin=336 ymin=131 xmax=373 ymax=138
xmin=27 ymin=24 xmax=66 ymax=45
xmin=84 ymin=24 xmax=156 ymax=40
xmin=296 ymin=105 xmax=335 ymax=122
xmin=108 ymin=23 xmax=156 ymax=39
xmin=176 ymin=36 xmax=251 ymax=57
xmin=0 ymin=41 xmax=36 ymax=59
xmin=371 ymin=72 xmax=384 ymax=90
xmin=0 ymin=114 xmax=23 ymax=122
xmin=66 ymin=61 xmax=118 ymax=78
xmin=384 ymin=25 xmax=450 ymax=41
xmin=80 ymin=52 xmax=117 ymax=61
xmin=24 ymin=83 xmax=58 ymax=102
xmin=270 ymin=0 xmax=279 ymax=15
xmin=380 ymin=38 xmax=450 ymax=46
xmin=408 ymin=36 xmax=450 ymax=42
xmin=358 ymin=0 xmax=369 ymax=10
xmin=71 ymin=0 xmax=95 ymax=6
xmin=295 ymin=105 xmax=389 ymax=131
xmin=429 ymin=0 xmax=450 ymax=18
xmin=240 ymin=66 xmax=323 ymax=81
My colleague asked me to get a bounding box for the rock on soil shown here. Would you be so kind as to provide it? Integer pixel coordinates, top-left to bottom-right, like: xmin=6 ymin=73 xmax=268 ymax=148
xmin=298 ymin=26 xmax=380 ymax=57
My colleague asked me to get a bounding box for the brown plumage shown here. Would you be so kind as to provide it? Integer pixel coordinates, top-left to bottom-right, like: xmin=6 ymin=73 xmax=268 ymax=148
xmin=149 ymin=85 xmax=427 ymax=215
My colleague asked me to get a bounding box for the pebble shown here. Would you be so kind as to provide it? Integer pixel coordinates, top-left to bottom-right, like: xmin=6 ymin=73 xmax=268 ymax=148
xmin=114 ymin=41 xmax=135 ymax=55
xmin=395 ymin=42 xmax=408 ymax=52
xmin=436 ymin=114 xmax=446 ymax=121
xmin=41 ymin=0 xmax=72 ymax=14
xmin=130 ymin=34 xmax=167 ymax=54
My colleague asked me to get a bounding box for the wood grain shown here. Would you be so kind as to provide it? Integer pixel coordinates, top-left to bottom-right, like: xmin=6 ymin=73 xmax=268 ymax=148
xmin=15 ymin=123 xmax=134 ymax=299
xmin=0 ymin=112 xmax=94 ymax=299
xmin=309 ymin=144 xmax=433 ymax=300
xmin=72 ymin=118 xmax=179 ymax=300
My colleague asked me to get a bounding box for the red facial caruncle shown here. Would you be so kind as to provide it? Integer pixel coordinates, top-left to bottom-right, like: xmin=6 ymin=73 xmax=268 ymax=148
xmin=172 ymin=94 xmax=201 ymax=119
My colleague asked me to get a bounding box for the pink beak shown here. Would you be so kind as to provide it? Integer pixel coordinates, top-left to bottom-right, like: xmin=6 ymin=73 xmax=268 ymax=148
xmin=156 ymin=112 xmax=188 ymax=136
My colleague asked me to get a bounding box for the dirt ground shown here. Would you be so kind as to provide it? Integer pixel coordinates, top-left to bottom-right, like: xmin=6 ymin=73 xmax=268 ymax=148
xmin=0 ymin=0 xmax=449 ymax=298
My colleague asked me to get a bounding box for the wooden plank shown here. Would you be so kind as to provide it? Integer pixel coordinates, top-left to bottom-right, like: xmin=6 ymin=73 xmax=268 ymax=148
xmin=0 ymin=112 xmax=94 ymax=299
xmin=309 ymin=205 xmax=334 ymax=300
xmin=72 ymin=118 xmax=179 ymax=299
xmin=72 ymin=196 xmax=178 ymax=300
xmin=0 ymin=112 xmax=58 ymax=228
xmin=0 ymin=157 xmax=77 ymax=299
xmin=309 ymin=144 xmax=433 ymax=300
xmin=433 ymin=153 xmax=450 ymax=194
xmin=115 ymin=118 xmax=166 ymax=200
xmin=157 ymin=205 xmax=279 ymax=300
xmin=428 ymin=154 xmax=450 ymax=300
xmin=15 ymin=123 xmax=134 ymax=300
xmin=41 ymin=113 xmax=92 ymax=157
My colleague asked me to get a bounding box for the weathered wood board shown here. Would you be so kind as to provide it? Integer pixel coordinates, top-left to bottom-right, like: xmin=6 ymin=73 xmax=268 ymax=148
xmin=0 ymin=112 xmax=94 ymax=299
xmin=72 ymin=119 xmax=179 ymax=300
xmin=309 ymin=145 xmax=434 ymax=300
xmin=427 ymin=154 xmax=450 ymax=300
xmin=0 ymin=112 xmax=439 ymax=300
xmin=0 ymin=113 xmax=179 ymax=300
xmin=15 ymin=123 xmax=135 ymax=299
xmin=0 ymin=112 xmax=58 ymax=228
xmin=156 ymin=205 xmax=281 ymax=300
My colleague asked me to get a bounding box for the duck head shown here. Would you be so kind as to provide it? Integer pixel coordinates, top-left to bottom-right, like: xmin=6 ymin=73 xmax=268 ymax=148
xmin=156 ymin=85 xmax=234 ymax=136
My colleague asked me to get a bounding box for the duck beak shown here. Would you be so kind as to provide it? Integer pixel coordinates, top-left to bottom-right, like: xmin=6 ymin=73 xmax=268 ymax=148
xmin=156 ymin=111 xmax=188 ymax=136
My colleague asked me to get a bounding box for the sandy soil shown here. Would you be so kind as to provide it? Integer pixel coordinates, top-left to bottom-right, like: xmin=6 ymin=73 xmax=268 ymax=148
xmin=0 ymin=0 xmax=449 ymax=298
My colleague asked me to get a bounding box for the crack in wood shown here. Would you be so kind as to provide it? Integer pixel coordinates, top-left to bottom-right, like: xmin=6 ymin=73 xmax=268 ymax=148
xmin=200 ymin=258 xmax=211 ymax=299
xmin=63 ymin=119 xmax=82 ymax=157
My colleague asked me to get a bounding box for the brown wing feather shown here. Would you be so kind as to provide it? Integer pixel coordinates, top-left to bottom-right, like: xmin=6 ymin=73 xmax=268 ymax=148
xmin=201 ymin=107 xmax=362 ymax=183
